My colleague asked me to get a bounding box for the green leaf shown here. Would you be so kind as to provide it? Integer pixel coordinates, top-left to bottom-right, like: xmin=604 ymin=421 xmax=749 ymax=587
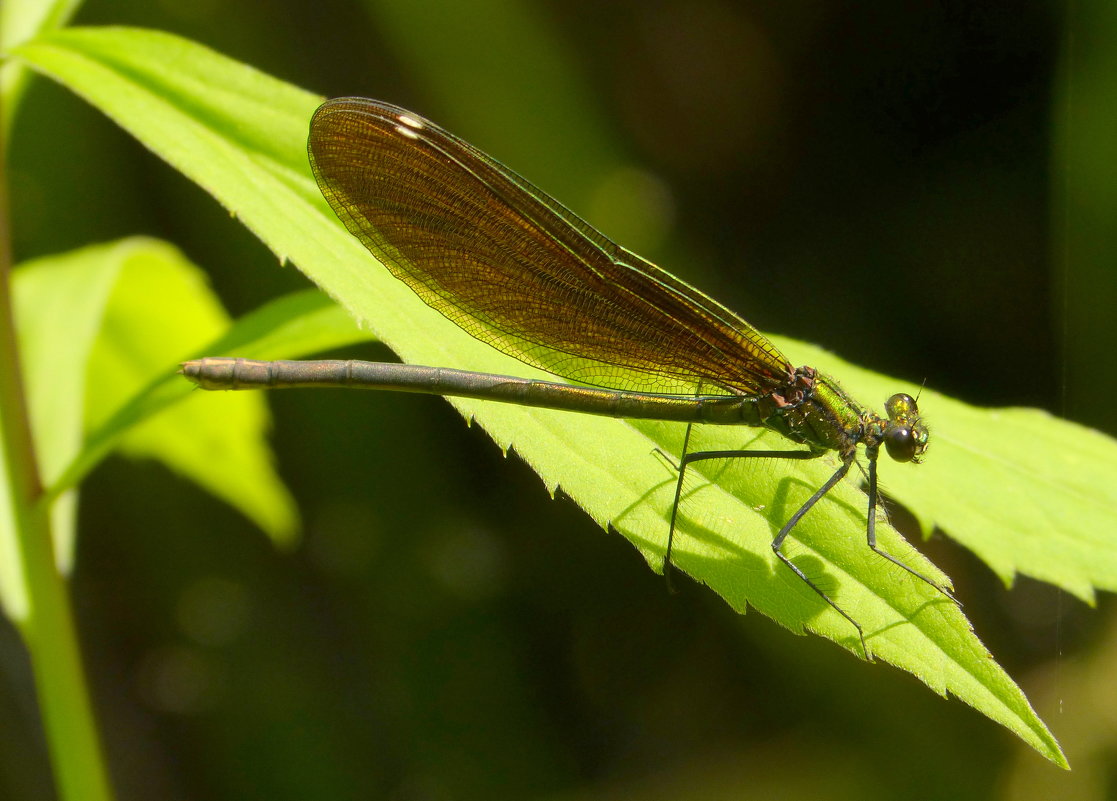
xmin=792 ymin=340 xmax=1117 ymax=604
xmin=0 ymin=0 xmax=82 ymax=54
xmin=13 ymin=236 xmax=374 ymax=549
xmin=55 ymin=284 xmax=373 ymax=501
xmin=11 ymin=239 xmax=125 ymax=580
xmin=10 ymin=237 xmax=293 ymax=549
xmin=83 ymin=238 xmax=301 ymax=546
xmin=55 ymin=274 xmax=375 ymax=542
xmin=89 ymin=266 xmax=379 ymax=546
xmin=0 ymin=0 xmax=83 ymax=137
xmin=11 ymin=26 xmax=1083 ymax=764
xmin=14 ymin=242 xmax=120 ymax=487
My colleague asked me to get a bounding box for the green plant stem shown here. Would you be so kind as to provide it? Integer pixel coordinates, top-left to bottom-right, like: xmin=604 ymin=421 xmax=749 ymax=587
xmin=0 ymin=90 xmax=114 ymax=801
xmin=14 ymin=503 xmax=114 ymax=801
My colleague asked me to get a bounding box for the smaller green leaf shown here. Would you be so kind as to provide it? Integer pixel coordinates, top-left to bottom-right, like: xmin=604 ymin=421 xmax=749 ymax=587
xmin=92 ymin=278 xmax=378 ymax=546
xmin=14 ymin=240 xmax=121 ymax=486
xmin=56 ymin=267 xmax=376 ymax=549
xmin=12 ymin=239 xmax=126 ymax=573
xmin=11 ymin=238 xmax=303 ymax=549
xmin=84 ymin=238 xmax=300 ymax=545
xmin=14 ymin=237 xmax=373 ymax=550
xmin=0 ymin=0 xmax=82 ymax=53
xmin=0 ymin=0 xmax=82 ymax=136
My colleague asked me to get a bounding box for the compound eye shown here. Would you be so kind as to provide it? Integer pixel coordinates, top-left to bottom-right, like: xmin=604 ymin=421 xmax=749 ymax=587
xmin=885 ymin=426 xmax=917 ymax=462
xmin=885 ymin=393 xmax=918 ymax=419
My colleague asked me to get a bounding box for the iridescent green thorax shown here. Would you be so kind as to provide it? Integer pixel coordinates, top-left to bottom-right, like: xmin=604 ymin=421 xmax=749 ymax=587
xmin=759 ymin=366 xmax=929 ymax=466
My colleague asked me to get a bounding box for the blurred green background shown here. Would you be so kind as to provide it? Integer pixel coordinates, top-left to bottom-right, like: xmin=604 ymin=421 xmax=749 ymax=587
xmin=6 ymin=0 xmax=1117 ymax=799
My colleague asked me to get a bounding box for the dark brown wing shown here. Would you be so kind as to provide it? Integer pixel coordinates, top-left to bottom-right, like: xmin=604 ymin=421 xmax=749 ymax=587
xmin=308 ymin=97 xmax=791 ymax=396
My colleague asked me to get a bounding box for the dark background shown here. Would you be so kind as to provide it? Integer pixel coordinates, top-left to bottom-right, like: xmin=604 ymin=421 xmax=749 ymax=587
xmin=6 ymin=1 xmax=1117 ymax=799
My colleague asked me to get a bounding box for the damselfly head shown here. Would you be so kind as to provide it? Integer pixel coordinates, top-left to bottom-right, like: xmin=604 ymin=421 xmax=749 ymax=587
xmin=882 ymin=392 xmax=929 ymax=464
